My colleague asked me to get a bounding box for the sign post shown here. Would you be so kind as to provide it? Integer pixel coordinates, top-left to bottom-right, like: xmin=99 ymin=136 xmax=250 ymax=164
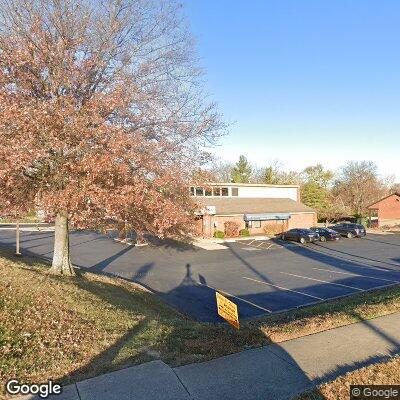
xmin=15 ymin=221 xmax=22 ymax=256
xmin=216 ymin=291 xmax=240 ymax=329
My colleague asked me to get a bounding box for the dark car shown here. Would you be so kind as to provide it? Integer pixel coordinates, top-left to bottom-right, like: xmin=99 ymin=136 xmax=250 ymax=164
xmin=310 ymin=227 xmax=341 ymax=242
xmin=329 ymin=223 xmax=366 ymax=238
xmin=281 ymin=228 xmax=319 ymax=244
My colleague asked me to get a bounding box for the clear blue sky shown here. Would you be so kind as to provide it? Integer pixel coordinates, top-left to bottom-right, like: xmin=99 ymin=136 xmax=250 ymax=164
xmin=183 ymin=0 xmax=400 ymax=181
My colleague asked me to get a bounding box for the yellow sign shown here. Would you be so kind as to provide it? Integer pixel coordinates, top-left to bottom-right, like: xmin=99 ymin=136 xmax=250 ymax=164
xmin=216 ymin=291 xmax=240 ymax=329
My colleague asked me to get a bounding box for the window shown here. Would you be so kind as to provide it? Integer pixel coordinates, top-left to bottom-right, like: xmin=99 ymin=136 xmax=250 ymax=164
xmin=221 ymin=187 xmax=229 ymax=196
xmin=190 ymin=187 xmax=195 ymax=196
xmin=231 ymin=187 xmax=239 ymax=196
xmin=213 ymin=187 xmax=221 ymax=196
xmin=196 ymin=187 xmax=204 ymax=196
xmin=205 ymin=188 xmax=212 ymax=196
xmin=250 ymin=220 xmax=261 ymax=228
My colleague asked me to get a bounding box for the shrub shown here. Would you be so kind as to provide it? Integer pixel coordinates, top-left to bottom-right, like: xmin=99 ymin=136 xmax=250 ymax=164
xmin=213 ymin=230 xmax=225 ymax=239
xmin=263 ymin=223 xmax=284 ymax=236
xmin=239 ymin=228 xmax=250 ymax=237
xmin=224 ymin=221 xmax=240 ymax=237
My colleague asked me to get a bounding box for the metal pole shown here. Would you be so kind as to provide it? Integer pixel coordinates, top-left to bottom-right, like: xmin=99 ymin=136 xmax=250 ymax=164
xmin=15 ymin=220 xmax=22 ymax=256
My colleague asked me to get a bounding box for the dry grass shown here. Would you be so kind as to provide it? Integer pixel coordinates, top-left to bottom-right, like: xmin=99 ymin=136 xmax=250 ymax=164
xmin=0 ymin=250 xmax=265 ymax=398
xmin=296 ymin=356 xmax=400 ymax=400
xmin=1 ymin=249 xmax=400 ymax=398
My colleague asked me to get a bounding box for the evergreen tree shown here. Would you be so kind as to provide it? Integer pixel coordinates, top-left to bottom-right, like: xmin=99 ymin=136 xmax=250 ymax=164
xmin=231 ymin=155 xmax=252 ymax=183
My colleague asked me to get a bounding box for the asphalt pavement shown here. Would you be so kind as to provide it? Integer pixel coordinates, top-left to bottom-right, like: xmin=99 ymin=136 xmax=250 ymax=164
xmin=1 ymin=229 xmax=400 ymax=322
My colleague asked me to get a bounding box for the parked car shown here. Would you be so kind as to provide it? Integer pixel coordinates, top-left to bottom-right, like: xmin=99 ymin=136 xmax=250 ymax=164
xmin=281 ymin=228 xmax=319 ymax=244
xmin=310 ymin=227 xmax=341 ymax=242
xmin=328 ymin=223 xmax=366 ymax=238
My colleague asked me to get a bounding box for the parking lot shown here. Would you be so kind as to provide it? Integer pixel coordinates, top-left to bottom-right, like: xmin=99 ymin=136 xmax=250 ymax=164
xmin=0 ymin=228 xmax=400 ymax=322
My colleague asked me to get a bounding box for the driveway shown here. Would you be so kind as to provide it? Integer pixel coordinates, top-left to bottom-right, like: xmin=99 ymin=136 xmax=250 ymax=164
xmin=1 ymin=229 xmax=399 ymax=322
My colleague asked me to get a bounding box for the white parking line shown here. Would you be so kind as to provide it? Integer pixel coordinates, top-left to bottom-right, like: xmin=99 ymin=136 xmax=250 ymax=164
xmin=280 ymin=272 xmax=364 ymax=291
xmin=243 ymin=276 xmax=324 ymax=300
xmin=311 ymin=267 xmax=400 ymax=284
xmin=196 ymin=282 xmax=272 ymax=313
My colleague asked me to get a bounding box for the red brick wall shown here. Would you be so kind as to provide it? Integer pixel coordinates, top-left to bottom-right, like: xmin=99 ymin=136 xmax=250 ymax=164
xmin=376 ymin=195 xmax=400 ymax=225
xmin=288 ymin=213 xmax=317 ymax=229
xmin=256 ymin=220 xmax=288 ymax=235
xmin=213 ymin=215 xmax=246 ymax=236
xmin=213 ymin=216 xmax=288 ymax=236
xmin=199 ymin=212 xmax=317 ymax=237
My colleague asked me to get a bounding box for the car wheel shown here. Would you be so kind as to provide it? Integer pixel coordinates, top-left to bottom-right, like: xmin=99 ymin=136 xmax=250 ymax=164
xmin=347 ymin=232 xmax=353 ymax=239
xmin=299 ymin=237 xmax=306 ymax=244
xmin=320 ymin=236 xmax=327 ymax=242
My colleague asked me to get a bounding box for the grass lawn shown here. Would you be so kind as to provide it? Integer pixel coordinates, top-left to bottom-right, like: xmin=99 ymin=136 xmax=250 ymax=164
xmin=1 ymin=250 xmax=400 ymax=398
xmin=296 ymin=356 xmax=400 ymax=400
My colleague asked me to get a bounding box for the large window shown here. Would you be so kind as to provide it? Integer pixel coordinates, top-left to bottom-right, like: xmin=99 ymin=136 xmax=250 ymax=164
xmin=196 ymin=187 xmax=204 ymax=196
xmin=190 ymin=186 xmax=233 ymax=196
xmin=212 ymin=187 xmax=220 ymax=196
xmin=249 ymin=220 xmax=261 ymax=228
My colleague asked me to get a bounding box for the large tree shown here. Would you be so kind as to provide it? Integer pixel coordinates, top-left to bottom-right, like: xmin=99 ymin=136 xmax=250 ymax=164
xmin=302 ymin=164 xmax=333 ymax=189
xmin=333 ymin=161 xmax=388 ymax=218
xmin=0 ymin=0 xmax=223 ymax=275
xmin=262 ymin=160 xmax=283 ymax=185
xmin=207 ymin=159 xmax=234 ymax=182
xmin=301 ymin=164 xmax=333 ymax=218
xmin=255 ymin=161 xmax=302 ymax=185
xmin=231 ymin=155 xmax=252 ymax=183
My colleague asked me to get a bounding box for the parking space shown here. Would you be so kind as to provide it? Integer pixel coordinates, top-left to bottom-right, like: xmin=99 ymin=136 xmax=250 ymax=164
xmin=235 ymin=239 xmax=284 ymax=251
xmin=0 ymin=228 xmax=400 ymax=322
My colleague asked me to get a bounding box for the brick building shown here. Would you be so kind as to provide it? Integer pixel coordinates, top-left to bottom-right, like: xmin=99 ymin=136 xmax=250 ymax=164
xmin=191 ymin=183 xmax=317 ymax=237
xmin=367 ymin=192 xmax=400 ymax=228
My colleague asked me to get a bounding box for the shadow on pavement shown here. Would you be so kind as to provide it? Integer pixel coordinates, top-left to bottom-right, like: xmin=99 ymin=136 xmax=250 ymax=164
xmin=363 ymin=236 xmax=400 ymax=247
xmin=89 ymin=246 xmax=134 ymax=273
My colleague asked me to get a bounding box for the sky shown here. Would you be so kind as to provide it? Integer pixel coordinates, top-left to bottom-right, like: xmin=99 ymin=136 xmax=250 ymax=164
xmin=183 ymin=0 xmax=400 ymax=181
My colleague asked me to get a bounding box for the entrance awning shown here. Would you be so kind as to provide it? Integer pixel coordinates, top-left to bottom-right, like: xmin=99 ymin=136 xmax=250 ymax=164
xmin=244 ymin=213 xmax=291 ymax=221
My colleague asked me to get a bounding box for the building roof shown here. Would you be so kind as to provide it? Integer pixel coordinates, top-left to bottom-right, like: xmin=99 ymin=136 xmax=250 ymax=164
xmin=195 ymin=197 xmax=315 ymax=215
xmin=367 ymin=192 xmax=400 ymax=209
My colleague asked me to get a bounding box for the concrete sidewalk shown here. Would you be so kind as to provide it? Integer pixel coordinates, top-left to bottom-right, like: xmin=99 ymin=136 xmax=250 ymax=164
xmin=18 ymin=312 xmax=400 ymax=400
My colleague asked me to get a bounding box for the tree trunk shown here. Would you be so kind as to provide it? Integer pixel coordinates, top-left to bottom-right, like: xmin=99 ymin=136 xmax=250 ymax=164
xmin=49 ymin=212 xmax=75 ymax=276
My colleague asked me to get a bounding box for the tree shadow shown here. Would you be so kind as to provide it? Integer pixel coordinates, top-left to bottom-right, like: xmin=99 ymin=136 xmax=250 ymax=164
xmin=143 ymin=234 xmax=198 ymax=252
xmin=363 ymin=236 xmax=400 ymax=247
xmin=314 ymin=242 xmax=400 ymax=268
xmin=88 ymin=246 xmax=135 ymax=273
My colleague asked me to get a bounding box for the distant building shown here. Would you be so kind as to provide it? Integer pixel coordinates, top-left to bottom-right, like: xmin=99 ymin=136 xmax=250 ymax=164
xmin=367 ymin=192 xmax=400 ymax=228
xmin=190 ymin=183 xmax=317 ymax=237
